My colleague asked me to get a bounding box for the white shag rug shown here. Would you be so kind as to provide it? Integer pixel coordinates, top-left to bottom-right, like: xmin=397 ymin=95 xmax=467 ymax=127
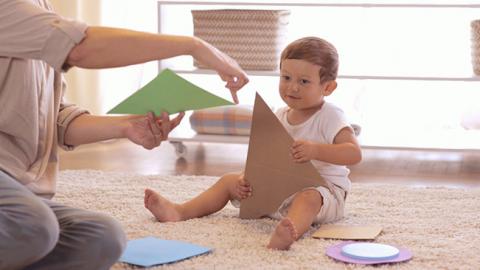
xmin=55 ymin=170 xmax=480 ymax=270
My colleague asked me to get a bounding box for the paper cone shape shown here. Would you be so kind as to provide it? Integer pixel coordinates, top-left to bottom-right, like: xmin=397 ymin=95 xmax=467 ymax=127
xmin=108 ymin=69 xmax=233 ymax=115
xmin=240 ymin=93 xmax=330 ymax=219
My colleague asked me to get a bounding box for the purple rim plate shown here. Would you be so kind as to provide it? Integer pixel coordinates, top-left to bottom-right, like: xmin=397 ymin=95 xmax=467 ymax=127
xmin=326 ymin=241 xmax=413 ymax=265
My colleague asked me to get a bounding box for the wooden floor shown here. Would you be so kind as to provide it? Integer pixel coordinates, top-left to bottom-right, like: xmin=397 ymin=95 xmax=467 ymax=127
xmin=59 ymin=139 xmax=480 ymax=188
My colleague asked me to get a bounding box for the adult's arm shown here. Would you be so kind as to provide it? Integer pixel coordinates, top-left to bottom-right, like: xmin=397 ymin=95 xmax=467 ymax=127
xmin=63 ymin=112 xmax=184 ymax=149
xmin=0 ymin=0 xmax=248 ymax=101
xmin=0 ymin=0 xmax=87 ymax=70
xmin=66 ymin=27 xmax=249 ymax=102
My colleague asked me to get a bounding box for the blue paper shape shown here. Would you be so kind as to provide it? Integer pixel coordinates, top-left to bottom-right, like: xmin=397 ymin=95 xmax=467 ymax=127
xmin=119 ymin=237 xmax=212 ymax=267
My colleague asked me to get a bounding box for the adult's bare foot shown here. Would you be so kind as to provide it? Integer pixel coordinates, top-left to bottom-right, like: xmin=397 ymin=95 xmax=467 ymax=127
xmin=267 ymin=218 xmax=298 ymax=250
xmin=144 ymin=188 xmax=182 ymax=222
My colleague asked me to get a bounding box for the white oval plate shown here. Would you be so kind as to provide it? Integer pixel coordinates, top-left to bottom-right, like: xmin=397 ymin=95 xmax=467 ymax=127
xmin=341 ymin=243 xmax=400 ymax=260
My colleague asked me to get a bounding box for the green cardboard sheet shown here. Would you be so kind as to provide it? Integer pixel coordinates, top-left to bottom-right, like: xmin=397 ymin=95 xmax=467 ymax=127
xmin=108 ymin=69 xmax=234 ymax=115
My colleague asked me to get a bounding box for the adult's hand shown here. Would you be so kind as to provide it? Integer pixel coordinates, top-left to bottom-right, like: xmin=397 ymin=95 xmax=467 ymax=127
xmin=190 ymin=38 xmax=249 ymax=103
xmin=124 ymin=111 xmax=185 ymax=150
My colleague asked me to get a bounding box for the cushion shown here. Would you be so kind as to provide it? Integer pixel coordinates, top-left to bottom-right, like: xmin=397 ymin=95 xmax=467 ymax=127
xmin=190 ymin=105 xmax=361 ymax=137
xmin=189 ymin=105 xmax=253 ymax=136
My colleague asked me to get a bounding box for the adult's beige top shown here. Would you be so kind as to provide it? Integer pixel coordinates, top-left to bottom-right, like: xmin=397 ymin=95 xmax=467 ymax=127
xmin=0 ymin=0 xmax=89 ymax=198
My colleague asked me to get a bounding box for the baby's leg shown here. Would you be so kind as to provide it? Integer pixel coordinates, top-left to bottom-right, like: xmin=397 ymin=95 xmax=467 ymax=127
xmin=267 ymin=189 xmax=323 ymax=250
xmin=145 ymin=173 xmax=242 ymax=222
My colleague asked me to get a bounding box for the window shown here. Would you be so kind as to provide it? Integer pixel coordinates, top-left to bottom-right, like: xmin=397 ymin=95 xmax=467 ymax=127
xmin=102 ymin=1 xmax=480 ymax=150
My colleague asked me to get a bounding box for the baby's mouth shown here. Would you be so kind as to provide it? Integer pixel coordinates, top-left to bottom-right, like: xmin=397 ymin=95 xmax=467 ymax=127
xmin=286 ymin=95 xmax=300 ymax=100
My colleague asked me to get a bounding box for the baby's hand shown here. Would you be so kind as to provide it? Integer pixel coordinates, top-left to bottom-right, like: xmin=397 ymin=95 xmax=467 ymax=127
xmin=234 ymin=173 xmax=252 ymax=200
xmin=291 ymin=140 xmax=316 ymax=163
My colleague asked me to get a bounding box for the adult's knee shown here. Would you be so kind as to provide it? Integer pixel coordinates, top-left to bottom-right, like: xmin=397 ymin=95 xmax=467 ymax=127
xmin=0 ymin=199 xmax=59 ymax=270
xmin=97 ymin=215 xmax=126 ymax=262
xmin=81 ymin=214 xmax=126 ymax=269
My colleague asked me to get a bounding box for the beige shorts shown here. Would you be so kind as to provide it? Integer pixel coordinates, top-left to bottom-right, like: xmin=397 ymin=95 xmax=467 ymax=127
xmin=232 ymin=184 xmax=346 ymax=224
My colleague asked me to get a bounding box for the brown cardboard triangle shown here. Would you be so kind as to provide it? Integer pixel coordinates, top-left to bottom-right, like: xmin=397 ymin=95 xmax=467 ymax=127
xmin=240 ymin=93 xmax=330 ymax=219
xmin=312 ymin=224 xmax=383 ymax=240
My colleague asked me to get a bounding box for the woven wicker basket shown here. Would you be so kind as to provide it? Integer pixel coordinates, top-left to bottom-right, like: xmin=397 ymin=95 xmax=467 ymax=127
xmin=472 ymin=20 xmax=480 ymax=76
xmin=192 ymin=9 xmax=290 ymax=71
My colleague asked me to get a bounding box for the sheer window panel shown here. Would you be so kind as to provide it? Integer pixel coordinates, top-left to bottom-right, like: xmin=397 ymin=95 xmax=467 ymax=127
xmin=158 ymin=4 xmax=479 ymax=77
xmin=351 ymin=80 xmax=480 ymax=149
xmin=101 ymin=1 xmax=480 ymax=149
xmin=98 ymin=0 xmax=158 ymax=113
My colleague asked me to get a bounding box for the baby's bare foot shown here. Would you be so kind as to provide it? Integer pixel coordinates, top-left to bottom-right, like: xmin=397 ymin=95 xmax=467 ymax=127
xmin=267 ymin=218 xmax=298 ymax=250
xmin=144 ymin=188 xmax=182 ymax=222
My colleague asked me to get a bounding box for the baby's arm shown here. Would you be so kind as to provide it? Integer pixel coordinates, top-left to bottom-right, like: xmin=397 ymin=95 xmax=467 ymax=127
xmin=291 ymin=126 xmax=361 ymax=165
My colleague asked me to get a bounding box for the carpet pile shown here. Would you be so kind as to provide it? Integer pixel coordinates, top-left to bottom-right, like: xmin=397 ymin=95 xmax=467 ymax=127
xmin=55 ymin=170 xmax=480 ymax=269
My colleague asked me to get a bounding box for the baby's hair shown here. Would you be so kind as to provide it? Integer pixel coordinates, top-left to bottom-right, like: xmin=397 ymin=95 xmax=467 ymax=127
xmin=280 ymin=37 xmax=339 ymax=82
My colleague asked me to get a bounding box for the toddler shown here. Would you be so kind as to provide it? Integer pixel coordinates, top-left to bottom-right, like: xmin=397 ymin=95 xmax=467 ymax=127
xmin=145 ymin=37 xmax=362 ymax=250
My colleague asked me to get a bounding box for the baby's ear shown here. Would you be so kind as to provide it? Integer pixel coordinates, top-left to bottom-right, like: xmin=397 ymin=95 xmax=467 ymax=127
xmin=323 ymin=80 xmax=337 ymax=96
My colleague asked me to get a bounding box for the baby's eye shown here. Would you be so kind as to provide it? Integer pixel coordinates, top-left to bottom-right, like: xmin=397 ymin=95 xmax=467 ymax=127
xmin=281 ymin=75 xmax=290 ymax=81
xmin=300 ymin=79 xmax=310 ymax=84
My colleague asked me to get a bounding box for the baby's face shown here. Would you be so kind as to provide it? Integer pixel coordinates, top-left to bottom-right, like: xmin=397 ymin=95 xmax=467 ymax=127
xmin=279 ymin=59 xmax=327 ymax=111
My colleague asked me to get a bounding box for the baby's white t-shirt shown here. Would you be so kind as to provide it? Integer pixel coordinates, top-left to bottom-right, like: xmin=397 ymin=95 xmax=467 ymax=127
xmin=275 ymin=102 xmax=352 ymax=192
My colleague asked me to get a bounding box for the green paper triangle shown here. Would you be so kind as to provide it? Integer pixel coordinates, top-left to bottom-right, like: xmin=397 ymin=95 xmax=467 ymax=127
xmin=107 ymin=69 xmax=234 ymax=115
